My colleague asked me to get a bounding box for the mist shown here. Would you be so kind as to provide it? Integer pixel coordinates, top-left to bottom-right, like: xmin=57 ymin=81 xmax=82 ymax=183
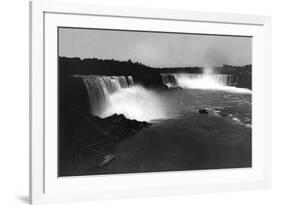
xmin=102 ymin=85 xmax=168 ymax=122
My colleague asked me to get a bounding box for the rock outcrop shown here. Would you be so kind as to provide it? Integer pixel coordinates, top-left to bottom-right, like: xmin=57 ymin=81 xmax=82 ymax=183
xmin=198 ymin=109 xmax=208 ymax=114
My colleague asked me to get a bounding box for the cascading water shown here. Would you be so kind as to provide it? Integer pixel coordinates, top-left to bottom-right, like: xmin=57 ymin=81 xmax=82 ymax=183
xmin=161 ymin=74 xmax=178 ymax=88
xmin=77 ymin=75 xmax=134 ymax=117
xmin=73 ymin=67 xmax=250 ymax=124
xmin=116 ymin=76 xmax=129 ymax=88
xmin=175 ymin=73 xmax=236 ymax=89
xmin=127 ymin=76 xmax=134 ymax=86
xmin=161 ymin=67 xmax=250 ymax=93
xmin=74 ymin=75 xmax=167 ymax=122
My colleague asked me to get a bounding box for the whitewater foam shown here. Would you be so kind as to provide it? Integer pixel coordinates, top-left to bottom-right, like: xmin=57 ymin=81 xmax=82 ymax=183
xmin=161 ymin=67 xmax=252 ymax=94
xmin=102 ymin=85 xmax=168 ymax=122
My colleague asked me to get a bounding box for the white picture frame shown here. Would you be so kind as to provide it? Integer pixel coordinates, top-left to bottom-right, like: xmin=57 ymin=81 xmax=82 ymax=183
xmin=30 ymin=0 xmax=272 ymax=204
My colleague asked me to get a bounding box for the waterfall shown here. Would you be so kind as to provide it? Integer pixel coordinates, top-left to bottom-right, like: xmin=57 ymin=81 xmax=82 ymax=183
xmin=161 ymin=74 xmax=178 ymax=88
xmin=127 ymin=76 xmax=135 ymax=86
xmin=161 ymin=73 xmax=236 ymax=88
xmin=74 ymin=75 xmax=135 ymax=117
xmin=72 ymin=74 xmax=167 ymax=122
xmin=161 ymin=69 xmax=250 ymax=93
xmin=116 ymin=76 xmax=129 ymax=88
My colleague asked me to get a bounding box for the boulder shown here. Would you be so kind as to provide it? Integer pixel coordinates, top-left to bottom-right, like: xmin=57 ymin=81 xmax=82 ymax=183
xmin=198 ymin=109 xmax=208 ymax=114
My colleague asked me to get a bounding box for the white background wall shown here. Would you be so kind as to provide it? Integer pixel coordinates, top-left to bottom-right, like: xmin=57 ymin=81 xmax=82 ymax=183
xmin=0 ymin=0 xmax=279 ymax=204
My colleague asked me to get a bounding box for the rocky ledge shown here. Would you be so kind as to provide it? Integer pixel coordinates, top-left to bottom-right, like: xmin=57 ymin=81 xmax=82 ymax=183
xmin=59 ymin=107 xmax=151 ymax=152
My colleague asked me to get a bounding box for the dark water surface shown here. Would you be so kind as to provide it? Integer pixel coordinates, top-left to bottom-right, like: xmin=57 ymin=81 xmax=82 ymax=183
xmin=158 ymin=89 xmax=251 ymax=128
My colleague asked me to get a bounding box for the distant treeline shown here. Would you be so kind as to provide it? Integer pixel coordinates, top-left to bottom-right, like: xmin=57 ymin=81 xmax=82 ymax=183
xmin=160 ymin=64 xmax=252 ymax=75
xmin=59 ymin=57 xmax=164 ymax=88
xmin=159 ymin=66 xmax=204 ymax=74
xmin=59 ymin=57 xmax=252 ymax=89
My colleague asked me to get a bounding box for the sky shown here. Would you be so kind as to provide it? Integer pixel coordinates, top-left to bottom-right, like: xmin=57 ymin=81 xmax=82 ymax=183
xmin=59 ymin=27 xmax=252 ymax=68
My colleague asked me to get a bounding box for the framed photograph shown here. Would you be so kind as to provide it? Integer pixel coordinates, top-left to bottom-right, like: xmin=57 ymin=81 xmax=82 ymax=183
xmin=30 ymin=1 xmax=272 ymax=204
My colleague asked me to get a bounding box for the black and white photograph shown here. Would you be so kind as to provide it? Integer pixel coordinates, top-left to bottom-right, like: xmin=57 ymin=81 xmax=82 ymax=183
xmin=58 ymin=27 xmax=252 ymax=177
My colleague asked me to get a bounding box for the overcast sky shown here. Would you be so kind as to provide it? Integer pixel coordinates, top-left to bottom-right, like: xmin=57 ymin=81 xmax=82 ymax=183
xmin=59 ymin=28 xmax=252 ymax=68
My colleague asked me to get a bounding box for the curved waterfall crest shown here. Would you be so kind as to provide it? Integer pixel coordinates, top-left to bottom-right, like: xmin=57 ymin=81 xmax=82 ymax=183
xmin=161 ymin=73 xmax=237 ymax=88
xmin=72 ymin=75 xmax=168 ymax=122
xmin=161 ymin=70 xmax=250 ymax=93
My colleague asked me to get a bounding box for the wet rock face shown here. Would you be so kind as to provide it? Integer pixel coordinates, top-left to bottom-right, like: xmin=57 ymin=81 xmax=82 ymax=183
xmin=198 ymin=109 xmax=208 ymax=114
xmin=61 ymin=108 xmax=151 ymax=149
